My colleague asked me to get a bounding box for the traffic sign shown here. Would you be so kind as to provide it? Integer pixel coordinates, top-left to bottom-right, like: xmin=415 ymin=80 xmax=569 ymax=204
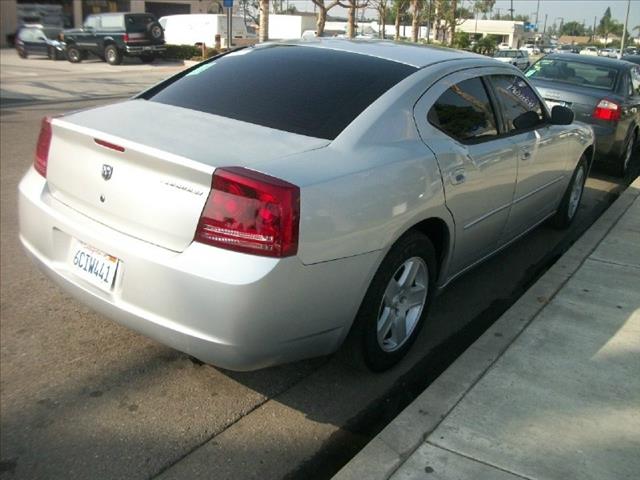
xmin=223 ymin=0 xmax=233 ymax=7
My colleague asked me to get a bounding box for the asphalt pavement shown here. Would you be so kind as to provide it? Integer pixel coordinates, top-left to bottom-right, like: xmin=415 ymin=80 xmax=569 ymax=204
xmin=0 ymin=49 xmax=192 ymax=105
xmin=0 ymin=50 xmax=638 ymax=480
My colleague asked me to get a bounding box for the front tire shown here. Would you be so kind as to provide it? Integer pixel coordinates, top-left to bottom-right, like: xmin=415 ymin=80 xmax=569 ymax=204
xmin=344 ymin=232 xmax=437 ymax=372
xmin=550 ymin=157 xmax=587 ymax=229
xmin=104 ymin=45 xmax=123 ymax=65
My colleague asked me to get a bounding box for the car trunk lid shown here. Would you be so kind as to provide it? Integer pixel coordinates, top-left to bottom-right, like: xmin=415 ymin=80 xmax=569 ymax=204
xmin=531 ymin=79 xmax=621 ymax=123
xmin=46 ymin=100 xmax=329 ymax=252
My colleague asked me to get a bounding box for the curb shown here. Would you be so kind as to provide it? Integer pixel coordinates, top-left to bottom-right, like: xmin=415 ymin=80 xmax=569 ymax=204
xmin=333 ymin=177 xmax=640 ymax=480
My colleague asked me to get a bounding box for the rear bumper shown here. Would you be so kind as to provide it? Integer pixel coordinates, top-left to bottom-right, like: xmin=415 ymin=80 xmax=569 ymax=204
xmin=124 ymin=44 xmax=165 ymax=55
xmin=18 ymin=168 xmax=380 ymax=370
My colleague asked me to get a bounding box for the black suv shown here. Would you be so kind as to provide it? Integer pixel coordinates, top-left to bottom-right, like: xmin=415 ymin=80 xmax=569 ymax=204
xmin=62 ymin=12 xmax=165 ymax=65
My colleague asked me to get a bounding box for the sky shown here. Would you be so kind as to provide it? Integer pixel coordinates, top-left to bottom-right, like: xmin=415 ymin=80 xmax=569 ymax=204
xmin=285 ymin=0 xmax=640 ymax=33
xmin=491 ymin=0 xmax=639 ymax=31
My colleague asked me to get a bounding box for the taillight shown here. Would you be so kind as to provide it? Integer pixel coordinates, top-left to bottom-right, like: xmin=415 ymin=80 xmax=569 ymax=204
xmin=195 ymin=167 xmax=300 ymax=257
xmin=34 ymin=116 xmax=52 ymax=177
xmin=123 ymin=33 xmax=129 ymax=43
xmin=592 ymin=99 xmax=621 ymax=121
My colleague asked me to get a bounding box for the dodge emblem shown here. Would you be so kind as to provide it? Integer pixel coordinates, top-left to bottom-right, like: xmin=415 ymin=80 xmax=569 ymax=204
xmin=102 ymin=164 xmax=113 ymax=181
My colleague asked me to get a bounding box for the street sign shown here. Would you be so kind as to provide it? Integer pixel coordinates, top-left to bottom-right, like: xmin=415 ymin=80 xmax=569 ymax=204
xmin=223 ymin=0 xmax=233 ymax=7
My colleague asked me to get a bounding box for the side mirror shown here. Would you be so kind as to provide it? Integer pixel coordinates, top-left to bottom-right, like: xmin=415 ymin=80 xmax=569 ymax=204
xmin=513 ymin=110 xmax=540 ymax=130
xmin=551 ymin=105 xmax=574 ymax=125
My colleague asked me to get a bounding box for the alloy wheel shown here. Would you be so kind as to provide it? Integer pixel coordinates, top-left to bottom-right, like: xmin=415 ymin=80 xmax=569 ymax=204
xmin=567 ymin=165 xmax=585 ymax=220
xmin=376 ymin=257 xmax=428 ymax=352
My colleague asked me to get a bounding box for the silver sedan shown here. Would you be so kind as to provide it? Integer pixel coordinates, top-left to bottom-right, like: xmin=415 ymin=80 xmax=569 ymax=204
xmin=18 ymin=40 xmax=594 ymax=371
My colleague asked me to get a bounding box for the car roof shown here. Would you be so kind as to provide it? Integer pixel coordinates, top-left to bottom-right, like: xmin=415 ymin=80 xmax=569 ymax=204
xmin=544 ymin=53 xmax=631 ymax=70
xmin=271 ymin=39 xmax=483 ymax=68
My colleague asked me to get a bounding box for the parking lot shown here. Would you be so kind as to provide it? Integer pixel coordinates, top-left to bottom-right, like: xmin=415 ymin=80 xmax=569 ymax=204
xmin=1 ymin=50 xmax=638 ymax=480
xmin=0 ymin=49 xmax=190 ymax=104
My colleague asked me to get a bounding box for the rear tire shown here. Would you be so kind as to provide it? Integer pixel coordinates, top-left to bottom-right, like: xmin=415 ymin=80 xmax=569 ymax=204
xmin=66 ymin=45 xmax=82 ymax=63
xmin=17 ymin=48 xmax=28 ymax=58
xmin=343 ymin=232 xmax=437 ymax=372
xmin=104 ymin=45 xmax=122 ymax=65
xmin=550 ymin=156 xmax=587 ymax=229
xmin=614 ymin=130 xmax=636 ymax=177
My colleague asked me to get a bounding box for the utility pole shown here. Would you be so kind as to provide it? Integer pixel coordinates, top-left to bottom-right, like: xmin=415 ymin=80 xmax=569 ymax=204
xmin=620 ymin=0 xmax=631 ymax=56
xmin=543 ymin=13 xmax=548 ymax=36
xmin=534 ymin=0 xmax=540 ymax=31
xmin=509 ymin=0 xmax=514 ymax=21
xmin=592 ymin=16 xmax=597 ymax=41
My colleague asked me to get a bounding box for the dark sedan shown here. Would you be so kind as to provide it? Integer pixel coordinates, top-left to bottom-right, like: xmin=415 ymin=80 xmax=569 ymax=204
xmin=15 ymin=25 xmax=64 ymax=60
xmin=526 ymin=54 xmax=639 ymax=176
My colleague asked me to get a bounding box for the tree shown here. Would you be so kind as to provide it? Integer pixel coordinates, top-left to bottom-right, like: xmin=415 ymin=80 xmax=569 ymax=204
xmin=371 ymin=0 xmax=391 ymax=38
xmin=560 ymin=21 xmax=586 ymax=37
xmin=474 ymin=0 xmax=495 ymax=17
xmin=259 ymin=0 xmax=269 ymax=42
xmin=410 ymin=0 xmax=423 ymax=42
xmin=597 ymin=7 xmax=622 ymax=44
xmin=311 ymin=1 xmax=341 ymax=37
xmin=393 ymin=0 xmax=410 ymax=40
xmin=338 ymin=1 xmax=370 ymax=38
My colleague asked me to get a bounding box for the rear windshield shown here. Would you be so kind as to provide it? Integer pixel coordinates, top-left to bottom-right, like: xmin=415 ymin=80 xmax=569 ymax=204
xmin=145 ymin=45 xmax=416 ymax=139
xmin=526 ymin=58 xmax=619 ymax=90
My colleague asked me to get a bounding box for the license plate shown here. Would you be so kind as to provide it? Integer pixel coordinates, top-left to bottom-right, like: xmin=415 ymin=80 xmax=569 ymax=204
xmin=69 ymin=239 xmax=119 ymax=292
xmin=143 ymin=46 xmax=152 ymax=51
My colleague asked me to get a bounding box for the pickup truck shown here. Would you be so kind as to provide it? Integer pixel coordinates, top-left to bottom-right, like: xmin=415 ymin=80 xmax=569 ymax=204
xmin=62 ymin=12 xmax=165 ymax=65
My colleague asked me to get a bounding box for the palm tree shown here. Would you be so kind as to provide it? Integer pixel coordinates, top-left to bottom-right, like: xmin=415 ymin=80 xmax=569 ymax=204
xmin=259 ymin=0 xmax=269 ymax=42
xmin=411 ymin=0 xmax=423 ymax=42
xmin=394 ymin=0 xmax=410 ymax=41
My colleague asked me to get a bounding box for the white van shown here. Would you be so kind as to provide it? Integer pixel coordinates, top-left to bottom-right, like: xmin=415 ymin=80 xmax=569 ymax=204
xmin=159 ymin=14 xmax=248 ymax=46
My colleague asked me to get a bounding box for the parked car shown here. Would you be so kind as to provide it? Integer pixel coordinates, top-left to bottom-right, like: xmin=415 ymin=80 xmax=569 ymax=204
xmin=493 ymin=49 xmax=530 ymax=69
xmin=18 ymin=41 xmax=593 ymax=372
xmin=526 ymin=54 xmax=639 ymax=176
xmin=159 ymin=14 xmax=248 ymax=47
xmin=301 ymin=29 xmax=346 ymax=40
xmin=497 ymin=42 xmax=511 ymax=50
xmin=61 ymin=12 xmax=165 ymax=65
xmin=15 ymin=25 xmax=64 ymax=59
xmin=598 ymin=48 xmax=613 ymax=57
xmin=579 ymin=46 xmax=599 ymax=56
xmin=622 ymin=54 xmax=640 ymax=65
xmin=520 ymin=43 xmax=539 ymax=55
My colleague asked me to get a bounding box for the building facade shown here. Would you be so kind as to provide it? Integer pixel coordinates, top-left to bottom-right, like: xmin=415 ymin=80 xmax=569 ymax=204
xmin=1 ymin=0 xmax=225 ymax=47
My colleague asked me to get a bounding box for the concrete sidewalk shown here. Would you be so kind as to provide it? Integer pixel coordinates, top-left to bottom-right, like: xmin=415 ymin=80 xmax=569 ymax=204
xmin=335 ymin=178 xmax=640 ymax=480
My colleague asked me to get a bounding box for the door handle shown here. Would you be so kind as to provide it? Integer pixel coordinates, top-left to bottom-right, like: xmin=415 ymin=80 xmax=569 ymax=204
xmin=521 ymin=151 xmax=532 ymax=160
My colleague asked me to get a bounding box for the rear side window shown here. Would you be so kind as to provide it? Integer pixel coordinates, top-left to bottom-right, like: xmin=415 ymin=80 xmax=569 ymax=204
xmin=101 ymin=15 xmax=125 ymax=29
xmin=146 ymin=46 xmax=416 ymax=140
xmin=489 ymin=75 xmax=545 ymax=132
xmin=428 ymin=77 xmax=498 ymax=142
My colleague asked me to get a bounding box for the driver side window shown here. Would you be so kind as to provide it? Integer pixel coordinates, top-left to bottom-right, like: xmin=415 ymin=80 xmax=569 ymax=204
xmin=489 ymin=75 xmax=546 ymax=133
